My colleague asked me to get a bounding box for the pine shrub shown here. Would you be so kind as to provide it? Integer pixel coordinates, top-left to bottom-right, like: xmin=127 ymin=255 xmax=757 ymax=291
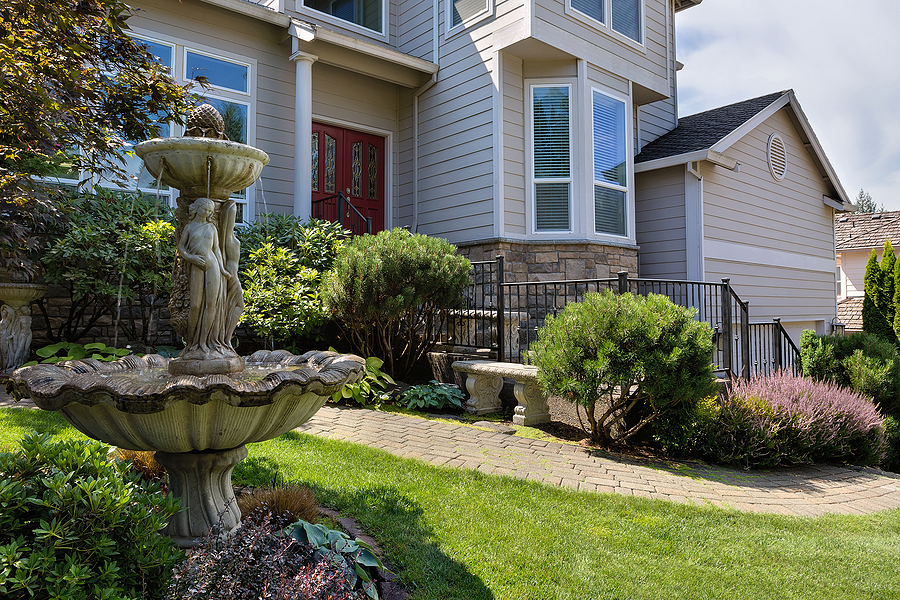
xmin=700 ymin=372 xmax=887 ymax=469
xmin=320 ymin=228 xmax=471 ymax=380
xmin=529 ymin=290 xmax=718 ymax=446
xmin=800 ymin=330 xmax=900 ymax=416
xmin=0 ymin=434 xmax=184 ymax=600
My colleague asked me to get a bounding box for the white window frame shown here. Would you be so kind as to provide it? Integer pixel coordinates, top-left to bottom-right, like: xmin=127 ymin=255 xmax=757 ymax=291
xmin=565 ymin=0 xmax=645 ymax=48
xmin=445 ymin=0 xmax=493 ymax=39
xmin=297 ymin=0 xmax=388 ymax=42
xmin=183 ymin=48 xmax=251 ymax=95
xmin=590 ymin=87 xmax=631 ymax=240
xmin=527 ymin=82 xmax=575 ymax=235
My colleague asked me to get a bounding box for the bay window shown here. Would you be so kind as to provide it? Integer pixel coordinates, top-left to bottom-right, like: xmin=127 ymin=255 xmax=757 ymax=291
xmin=592 ymin=89 xmax=627 ymax=237
xmin=569 ymin=0 xmax=643 ymax=44
xmin=303 ymin=0 xmax=384 ymax=35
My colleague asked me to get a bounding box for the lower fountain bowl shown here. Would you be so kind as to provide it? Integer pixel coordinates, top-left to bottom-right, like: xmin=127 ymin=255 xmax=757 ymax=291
xmin=7 ymin=349 xmax=365 ymax=453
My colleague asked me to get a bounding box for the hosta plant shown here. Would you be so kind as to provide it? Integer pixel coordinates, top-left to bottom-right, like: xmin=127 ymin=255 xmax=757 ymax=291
xmin=401 ymin=380 xmax=465 ymax=412
xmin=24 ymin=341 xmax=132 ymax=365
xmin=331 ymin=355 xmax=395 ymax=406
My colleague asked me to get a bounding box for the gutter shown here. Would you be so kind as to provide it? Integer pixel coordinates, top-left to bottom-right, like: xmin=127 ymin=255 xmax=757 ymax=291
xmin=196 ymin=0 xmax=291 ymax=26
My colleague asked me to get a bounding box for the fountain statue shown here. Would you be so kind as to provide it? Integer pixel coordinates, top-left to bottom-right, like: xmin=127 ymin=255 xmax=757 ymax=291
xmin=7 ymin=106 xmax=364 ymax=547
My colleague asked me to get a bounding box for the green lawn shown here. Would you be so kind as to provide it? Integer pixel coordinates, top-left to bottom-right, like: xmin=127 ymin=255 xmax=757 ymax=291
xmin=2 ymin=407 xmax=898 ymax=600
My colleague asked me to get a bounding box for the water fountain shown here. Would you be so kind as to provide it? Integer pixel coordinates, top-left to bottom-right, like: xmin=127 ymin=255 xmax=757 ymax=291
xmin=7 ymin=106 xmax=364 ymax=547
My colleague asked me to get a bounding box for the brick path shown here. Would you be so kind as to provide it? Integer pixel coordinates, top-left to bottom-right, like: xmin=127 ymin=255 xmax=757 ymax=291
xmin=5 ymin=392 xmax=899 ymax=516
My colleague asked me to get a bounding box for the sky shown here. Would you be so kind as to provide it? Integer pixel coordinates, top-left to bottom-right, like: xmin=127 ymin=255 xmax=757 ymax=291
xmin=674 ymin=0 xmax=900 ymax=210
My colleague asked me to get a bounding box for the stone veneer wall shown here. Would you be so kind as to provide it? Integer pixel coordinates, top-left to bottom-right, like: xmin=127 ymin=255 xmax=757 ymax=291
xmin=455 ymin=239 xmax=639 ymax=282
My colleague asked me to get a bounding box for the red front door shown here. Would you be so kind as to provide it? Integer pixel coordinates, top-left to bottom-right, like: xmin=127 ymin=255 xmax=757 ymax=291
xmin=311 ymin=123 xmax=385 ymax=233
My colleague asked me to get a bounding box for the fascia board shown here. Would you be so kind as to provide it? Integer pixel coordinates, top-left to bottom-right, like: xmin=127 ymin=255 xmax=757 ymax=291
xmin=826 ymin=195 xmax=854 ymax=212
xmin=789 ymin=96 xmax=851 ymax=205
xmin=634 ymin=149 xmax=736 ymax=173
xmin=196 ymin=0 xmax=291 ymax=26
xmin=312 ymin=25 xmax=438 ymax=76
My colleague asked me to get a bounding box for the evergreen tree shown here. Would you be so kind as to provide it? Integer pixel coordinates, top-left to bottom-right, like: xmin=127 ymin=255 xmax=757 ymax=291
xmin=863 ymin=249 xmax=895 ymax=343
xmin=893 ymin=255 xmax=900 ymax=340
xmin=881 ymin=240 xmax=897 ymax=332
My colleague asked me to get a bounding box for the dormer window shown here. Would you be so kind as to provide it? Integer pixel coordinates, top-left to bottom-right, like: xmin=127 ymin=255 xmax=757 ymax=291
xmin=569 ymin=0 xmax=643 ymax=44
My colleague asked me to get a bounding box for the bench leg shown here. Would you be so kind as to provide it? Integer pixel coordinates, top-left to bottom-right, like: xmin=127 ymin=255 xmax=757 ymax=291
xmin=464 ymin=372 xmax=503 ymax=415
xmin=512 ymin=379 xmax=550 ymax=426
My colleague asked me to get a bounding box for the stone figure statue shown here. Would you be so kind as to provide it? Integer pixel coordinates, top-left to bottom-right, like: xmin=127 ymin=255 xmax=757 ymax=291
xmin=221 ymin=200 xmax=244 ymax=348
xmin=177 ymin=197 xmax=230 ymax=359
xmin=0 ymin=304 xmax=32 ymax=374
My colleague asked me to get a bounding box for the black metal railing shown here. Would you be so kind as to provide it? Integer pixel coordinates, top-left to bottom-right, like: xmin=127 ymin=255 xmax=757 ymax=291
xmin=748 ymin=318 xmax=802 ymax=377
xmin=437 ymin=256 xmax=805 ymax=381
xmin=311 ymin=192 xmax=371 ymax=236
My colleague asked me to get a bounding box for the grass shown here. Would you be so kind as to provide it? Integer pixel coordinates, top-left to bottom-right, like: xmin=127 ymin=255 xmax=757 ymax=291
xmin=2 ymin=407 xmax=899 ymax=599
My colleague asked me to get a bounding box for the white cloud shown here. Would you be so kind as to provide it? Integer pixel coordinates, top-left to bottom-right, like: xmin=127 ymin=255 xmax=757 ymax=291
xmin=675 ymin=0 xmax=900 ymax=210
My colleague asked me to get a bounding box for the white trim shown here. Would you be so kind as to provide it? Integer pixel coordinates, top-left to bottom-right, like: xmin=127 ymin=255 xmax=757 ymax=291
xmin=684 ymin=162 xmax=704 ymax=280
xmin=312 ymin=24 xmax=438 ymax=74
xmin=445 ymin=0 xmax=494 ymax=39
xmin=195 ymin=0 xmax=291 ymax=26
xmin=184 ymin=47 xmax=251 ymax=96
xmin=295 ymin=0 xmax=388 ymax=42
xmin=634 ymin=148 xmax=737 ymax=173
xmin=705 ymin=239 xmax=838 ymax=274
xmin=493 ymin=51 xmax=503 ymax=239
xmin=527 ymin=81 xmax=575 ymax=235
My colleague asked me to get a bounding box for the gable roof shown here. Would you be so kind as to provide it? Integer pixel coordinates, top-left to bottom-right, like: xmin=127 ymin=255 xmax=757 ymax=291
xmin=634 ymin=90 xmax=851 ymax=206
xmin=837 ymin=297 xmax=863 ymax=332
xmin=835 ymin=210 xmax=900 ymax=251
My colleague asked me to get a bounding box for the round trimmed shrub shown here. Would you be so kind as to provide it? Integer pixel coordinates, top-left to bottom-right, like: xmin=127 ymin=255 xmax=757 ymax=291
xmin=529 ymin=290 xmax=718 ymax=446
xmin=0 ymin=434 xmax=184 ymax=600
xmin=320 ymin=228 xmax=471 ymax=380
xmin=700 ymin=372 xmax=888 ymax=469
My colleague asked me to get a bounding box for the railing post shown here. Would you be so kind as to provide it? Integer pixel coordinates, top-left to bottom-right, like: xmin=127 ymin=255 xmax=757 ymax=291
xmin=741 ymin=300 xmax=750 ymax=380
xmin=773 ymin=318 xmax=783 ymax=373
xmin=720 ymin=278 xmax=733 ymax=377
xmin=337 ymin=193 xmax=345 ymax=229
xmin=496 ymin=255 xmax=505 ymax=362
xmin=365 ymin=217 xmax=372 ymax=234
xmin=617 ymin=271 xmax=629 ymax=295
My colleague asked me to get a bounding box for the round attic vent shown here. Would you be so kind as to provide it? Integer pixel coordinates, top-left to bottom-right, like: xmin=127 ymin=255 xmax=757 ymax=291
xmin=767 ymin=133 xmax=787 ymax=181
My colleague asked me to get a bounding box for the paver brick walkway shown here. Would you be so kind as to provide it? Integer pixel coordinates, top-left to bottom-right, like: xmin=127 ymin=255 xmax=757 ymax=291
xmin=4 ymin=392 xmax=900 ymax=516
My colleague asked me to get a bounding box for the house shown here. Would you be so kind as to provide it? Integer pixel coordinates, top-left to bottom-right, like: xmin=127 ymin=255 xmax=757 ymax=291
xmin=117 ymin=0 xmax=851 ymax=344
xmin=834 ymin=210 xmax=900 ymax=333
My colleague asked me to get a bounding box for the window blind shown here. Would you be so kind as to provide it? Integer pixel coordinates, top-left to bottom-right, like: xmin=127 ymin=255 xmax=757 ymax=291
xmin=536 ymin=183 xmax=571 ymax=231
xmin=611 ymin=0 xmax=641 ymax=43
xmin=533 ymin=87 xmax=570 ymax=179
xmin=570 ymin=0 xmax=603 ymax=23
xmin=592 ymin=91 xmax=625 ymax=187
xmin=594 ymin=186 xmax=625 ymax=236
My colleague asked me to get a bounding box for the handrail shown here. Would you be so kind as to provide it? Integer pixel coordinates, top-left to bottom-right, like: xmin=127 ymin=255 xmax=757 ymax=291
xmin=311 ymin=191 xmax=372 ymax=235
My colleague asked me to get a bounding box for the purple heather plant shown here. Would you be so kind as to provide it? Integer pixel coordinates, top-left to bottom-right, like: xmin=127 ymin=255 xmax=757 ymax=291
xmin=703 ymin=372 xmax=888 ymax=469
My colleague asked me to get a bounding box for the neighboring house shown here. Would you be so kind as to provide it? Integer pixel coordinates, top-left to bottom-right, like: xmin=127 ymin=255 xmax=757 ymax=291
xmin=834 ymin=210 xmax=900 ymax=333
xmin=116 ymin=0 xmax=851 ymax=343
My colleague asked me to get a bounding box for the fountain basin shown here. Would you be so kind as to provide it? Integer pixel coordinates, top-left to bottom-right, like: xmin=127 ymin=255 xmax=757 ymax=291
xmin=8 ymin=349 xmax=364 ymax=453
xmin=135 ymin=137 xmax=269 ymax=200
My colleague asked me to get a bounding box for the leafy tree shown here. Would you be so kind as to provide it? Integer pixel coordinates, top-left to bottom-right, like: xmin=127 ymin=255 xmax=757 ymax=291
xmin=0 ymin=0 xmax=196 ymax=281
xmin=854 ymin=189 xmax=883 ymax=214
xmin=529 ymin=291 xmax=718 ymax=446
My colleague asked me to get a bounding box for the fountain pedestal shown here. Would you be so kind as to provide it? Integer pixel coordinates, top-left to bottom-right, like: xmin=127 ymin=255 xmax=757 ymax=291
xmin=156 ymin=446 xmax=247 ymax=547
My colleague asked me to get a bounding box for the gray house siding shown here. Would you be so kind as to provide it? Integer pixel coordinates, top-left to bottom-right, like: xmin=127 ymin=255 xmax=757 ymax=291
xmin=634 ymin=165 xmax=687 ymax=278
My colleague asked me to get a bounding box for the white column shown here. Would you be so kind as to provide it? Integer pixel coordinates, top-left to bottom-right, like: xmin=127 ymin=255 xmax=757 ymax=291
xmin=291 ymin=50 xmax=317 ymax=218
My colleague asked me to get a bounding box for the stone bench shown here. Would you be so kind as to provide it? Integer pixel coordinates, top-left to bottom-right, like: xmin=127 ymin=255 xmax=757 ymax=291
xmin=451 ymin=360 xmax=550 ymax=426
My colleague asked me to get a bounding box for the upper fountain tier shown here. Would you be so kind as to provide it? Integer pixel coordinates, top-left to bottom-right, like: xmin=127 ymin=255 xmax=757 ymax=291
xmin=135 ymin=103 xmax=269 ymax=201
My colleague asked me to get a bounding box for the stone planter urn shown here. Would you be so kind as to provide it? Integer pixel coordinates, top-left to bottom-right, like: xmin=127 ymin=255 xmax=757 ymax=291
xmin=0 ymin=283 xmax=47 ymax=375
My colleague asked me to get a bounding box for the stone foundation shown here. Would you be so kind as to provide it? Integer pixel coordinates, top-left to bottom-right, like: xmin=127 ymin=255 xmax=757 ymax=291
xmin=456 ymin=238 xmax=639 ymax=282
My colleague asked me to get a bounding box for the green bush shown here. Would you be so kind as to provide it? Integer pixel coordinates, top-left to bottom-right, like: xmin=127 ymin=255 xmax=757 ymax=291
xmin=800 ymin=330 xmax=900 ymax=416
xmin=331 ymin=355 xmax=395 ymax=406
xmin=649 ymin=395 xmax=719 ymax=456
xmin=320 ymin=228 xmax=471 ymax=380
xmin=884 ymin=416 xmax=900 ymax=473
xmin=235 ymin=214 xmax=349 ymax=271
xmin=40 ymin=188 xmax=175 ymax=345
xmin=530 ymin=290 xmax=718 ymax=446
xmin=0 ymin=434 xmax=183 ymax=600
xmin=401 ymin=380 xmax=465 ymax=412
xmin=239 ymin=243 xmax=327 ymax=349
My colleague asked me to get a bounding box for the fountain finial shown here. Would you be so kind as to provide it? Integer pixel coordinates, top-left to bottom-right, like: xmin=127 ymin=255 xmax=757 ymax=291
xmin=184 ymin=104 xmax=228 ymax=140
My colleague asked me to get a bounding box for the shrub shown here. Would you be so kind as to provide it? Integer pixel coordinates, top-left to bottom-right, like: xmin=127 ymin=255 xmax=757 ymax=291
xmin=115 ymin=449 xmax=167 ymax=487
xmin=800 ymin=330 xmax=900 ymax=416
xmin=168 ymin=512 xmax=368 ymax=600
xmin=649 ymin=395 xmax=719 ymax=456
xmin=0 ymin=434 xmax=184 ymax=600
xmin=238 ymin=484 xmax=320 ymax=530
xmin=700 ymin=372 xmax=887 ymax=469
xmin=321 ymin=228 xmax=471 ymax=380
xmin=24 ymin=341 xmax=132 ymax=365
xmin=400 ymin=381 xmax=465 ymax=412
xmin=239 ymin=243 xmax=327 ymax=349
xmin=236 ymin=214 xmax=349 ymax=271
xmin=530 ymin=290 xmax=718 ymax=446
xmin=39 ymin=188 xmax=176 ymax=345
xmin=883 ymin=416 xmax=900 ymax=473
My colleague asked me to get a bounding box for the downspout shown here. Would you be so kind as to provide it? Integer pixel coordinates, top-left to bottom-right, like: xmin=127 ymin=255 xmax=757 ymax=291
xmin=411 ymin=0 xmax=440 ymax=233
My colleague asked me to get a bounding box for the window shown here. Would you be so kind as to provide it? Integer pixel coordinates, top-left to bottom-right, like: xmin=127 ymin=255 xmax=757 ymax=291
xmin=531 ymin=85 xmax=572 ymax=232
xmin=450 ymin=0 xmax=490 ymax=29
xmin=304 ymin=0 xmax=384 ymax=34
xmin=569 ymin=0 xmax=642 ymax=44
xmin=592 ymin=89 xmax=628 ymax=237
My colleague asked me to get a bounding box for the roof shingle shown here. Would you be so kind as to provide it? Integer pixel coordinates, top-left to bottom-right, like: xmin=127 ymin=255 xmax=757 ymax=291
xmin=835 ymin=211 xmax=900 ymax=251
